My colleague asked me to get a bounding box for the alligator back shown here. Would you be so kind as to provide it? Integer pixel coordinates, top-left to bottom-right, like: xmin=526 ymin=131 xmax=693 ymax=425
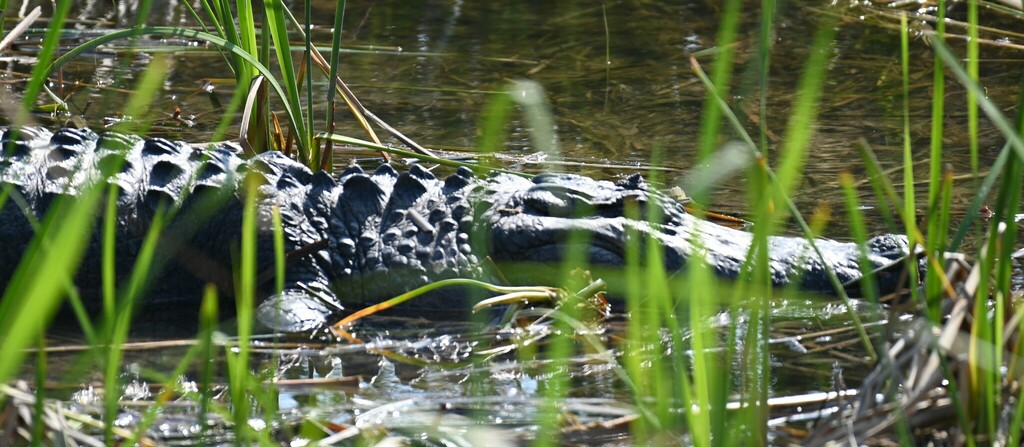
xmin=0 ymin=127 xmax=913 ymax=332
xmin=0 ymin=127 xmax=330 ymax=320
xmin=0 ymin=128 xmax=491 ymax=330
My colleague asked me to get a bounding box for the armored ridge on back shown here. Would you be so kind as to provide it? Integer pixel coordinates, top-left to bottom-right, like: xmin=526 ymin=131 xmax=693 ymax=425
xmin=0 ymin=127 xmax=911 ymax=332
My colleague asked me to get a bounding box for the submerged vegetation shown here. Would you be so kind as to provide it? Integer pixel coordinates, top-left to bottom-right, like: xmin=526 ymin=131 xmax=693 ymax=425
xmin=0 ymin=0 xmax=1021 ymax=445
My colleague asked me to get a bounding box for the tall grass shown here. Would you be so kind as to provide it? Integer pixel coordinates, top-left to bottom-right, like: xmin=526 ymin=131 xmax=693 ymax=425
xmin=933 ymin=31 xmax=1024 ymax=443
xmin=14 ymin=0 xmax=69 ymax=127
xmin=695 ymin=0 xmax=742 ymax=165
xmin=875 ymin=6 xmax=1024 ymax=444
xmin=101 ymin=207 xmax=167 ymax=444
xmin=0 ymin=188 xmax=104 ymax=385
xmin=967 ymin=0 xmax=980 ymax=178
xmin=618 ymin=5 xmax=851 ymax=442
xmin=0 ymin=2 xmax=294 ymax=443
xmin=640 ymin=1 xmax=1021 ymax=444
xmin=899 ymin=12 xmax=923 ymax=313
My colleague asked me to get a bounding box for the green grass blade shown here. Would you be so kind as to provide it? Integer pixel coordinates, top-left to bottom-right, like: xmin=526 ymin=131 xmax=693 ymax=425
xmin=508 ymin=80 xmax=560 ymax=164
xmin=264 ymin=0 xmax=312 ymax=162
xmin=772 ymin=17 xmax=836 ymax=201
xmin=685 ymin=250 xmax=719 ymax=447
xmin=923 ymin=0 xmax=949 ymax=321
xmin=969 ymin=219 xmax=996 ymax=438
xmin=949 ymin=143 xmax=1009 ymax=251
xmin=103 ymin=205 xmax=167 ymax=445
xmin=928 ymin=0 xmax=946 ymax=206
xmin=0 ymin=0 xmax=8 ymax=37
xmin=621 ymin=197 xmax=655 ymax=441
xmin=198 ymin=286 xmax=219 ymax=440
xmin=854 ymin=141 xmax=897 ymax=231
xmin=132 ymin=0 xmax=154 ymax=28
xmin=757 ymin=0 xmax=776 ymax=152
xmin=181 ymin=0 xmax=214 ymax=35
xmin=930 ymin=40 xmax=1024 ymax=161
xmin=31 ymin=336 xmax=45 ymax=447
xmin=477 ymin=90 xmax=514 ymax=154
xmin=61 ymin=286 xmax=97 ymax=344
xmin=51 ymin=26 xmax=308 ymax=154
xmin=234 ymin=0 xmax=258 ymax=82
xmin=638 ymin=165 xmax=684 ymax=433
xmin=839 ymin=173 xmax=879 ymax=303
xmin=103 ymin=185 xmax=118 ymax=327
xmin=318 ymin=132 xmax=527 ymax=177
xmin=273 ymin=207 xmax=285 ymax=295
xmin=950 ymin=74 xmax=1024 ymax=251
xmin=696 ymin=0 xmax=742 ymax=164
xmin=98 ymin=57 xmax=174 ymax=410
xmin=304 ymin=0 xmax=314 ymax=151
xmin=116 ymin=53 xmax=171 ymax=135
xmin=323 ymin=0 xmax=348 ymax=169
xmin=16 ymin=0 xmax=71 ymax=125
xmin=325 ymin=1 xmax=347 ymax=122
xmin=0 ymin=189 xmax=104 ymax=385
xmin=987 ymin=118 xmax=1022 ymax=442
xmin=229 ymin=171 xmax=261 ymax=443
xmin=196 ymin=0 xmax=240 ymax=77
xmin=900 ymin=12 xmax=919 ymax=243
xmin=967 ymin=0 xmax=979 ymax=177
xmin=2 ymin=187 xmax=99 ymax=344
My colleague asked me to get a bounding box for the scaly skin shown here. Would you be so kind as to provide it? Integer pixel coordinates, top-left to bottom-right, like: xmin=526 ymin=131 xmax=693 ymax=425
xmin=0 ymin=128 xmax=910 ymax=331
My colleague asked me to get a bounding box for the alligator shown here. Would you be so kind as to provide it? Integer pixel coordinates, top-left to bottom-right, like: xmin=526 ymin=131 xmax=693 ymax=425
xmin=0 ymin=127 xmax=911 ymax=332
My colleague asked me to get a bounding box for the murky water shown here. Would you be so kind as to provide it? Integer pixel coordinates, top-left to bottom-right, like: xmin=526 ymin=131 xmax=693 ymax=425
xmin=5 ymin=1 xmax=1020 ymax=215
xmin=2 ymin=0 xmax=1022 ymax=444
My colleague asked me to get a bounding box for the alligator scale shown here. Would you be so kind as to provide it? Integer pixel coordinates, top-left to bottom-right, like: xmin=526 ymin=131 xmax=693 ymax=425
xmin=0 ymin=128 xmax=910 ymax=331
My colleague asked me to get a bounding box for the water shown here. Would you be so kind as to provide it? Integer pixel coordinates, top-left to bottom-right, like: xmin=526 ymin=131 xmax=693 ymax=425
xmin=2 ymin=0 xmax=1022 ymax=444
xmin=8 ymin=1 xmax=1019 ymax=217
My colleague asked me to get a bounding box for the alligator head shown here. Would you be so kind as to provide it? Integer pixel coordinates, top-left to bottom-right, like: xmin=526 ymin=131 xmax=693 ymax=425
xmin=477 ymin=172 xmax=910 ymax=294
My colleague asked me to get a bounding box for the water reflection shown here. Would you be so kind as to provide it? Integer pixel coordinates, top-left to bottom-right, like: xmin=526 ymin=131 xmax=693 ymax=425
xmin=5 ymin=1 xmax=1017 ymax=224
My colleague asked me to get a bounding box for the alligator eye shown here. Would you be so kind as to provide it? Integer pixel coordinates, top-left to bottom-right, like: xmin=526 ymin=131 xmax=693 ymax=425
xmin=523 ymin=190 xmax=585 ymax=217
xmin=615 ymin=173 xmax=647 ymax=191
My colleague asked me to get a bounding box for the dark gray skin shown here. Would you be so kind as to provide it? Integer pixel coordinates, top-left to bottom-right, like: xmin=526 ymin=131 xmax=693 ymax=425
xmin=0 ymin=128 xmax=910 ymax=332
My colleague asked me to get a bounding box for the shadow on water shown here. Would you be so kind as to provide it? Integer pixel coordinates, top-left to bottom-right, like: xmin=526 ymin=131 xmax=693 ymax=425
xmin=0 ymin=0 xmax=1022 ymax=444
